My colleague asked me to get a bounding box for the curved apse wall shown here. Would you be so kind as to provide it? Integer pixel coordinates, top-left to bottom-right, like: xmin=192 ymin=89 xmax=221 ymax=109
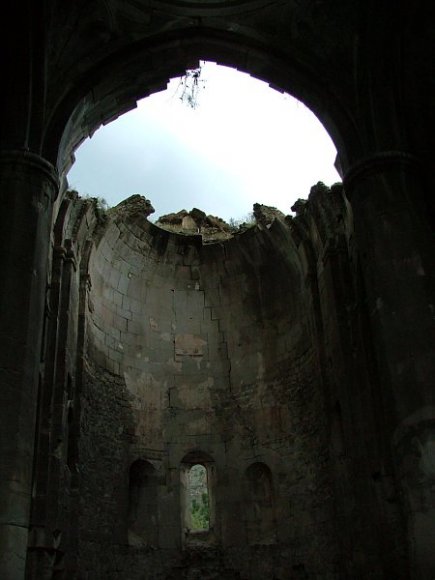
xmin=87 ymin=197 xmax=310 ymax=447
xmin=81 ymin=195 xmax=336 ymax=578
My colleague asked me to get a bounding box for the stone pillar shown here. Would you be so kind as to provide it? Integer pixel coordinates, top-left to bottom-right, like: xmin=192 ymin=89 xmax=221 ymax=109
xmin=0 ymin=151 xmax=59 ymax=580
xmin=344 ymin=152 xmax=435 ymax=580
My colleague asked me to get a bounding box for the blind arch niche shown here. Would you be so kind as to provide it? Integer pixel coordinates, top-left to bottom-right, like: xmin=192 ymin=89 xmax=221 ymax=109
xmin=128 ymin=459 xmax=159 ymax=547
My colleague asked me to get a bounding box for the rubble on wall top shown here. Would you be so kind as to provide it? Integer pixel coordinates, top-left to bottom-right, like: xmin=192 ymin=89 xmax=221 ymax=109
xmin=155 ymin=208 xmax=232 ymax=242
xmin=155 ymin=204 xmax=287 ymax=243
xmin=111 ymin=194 xmax=155 ymax=220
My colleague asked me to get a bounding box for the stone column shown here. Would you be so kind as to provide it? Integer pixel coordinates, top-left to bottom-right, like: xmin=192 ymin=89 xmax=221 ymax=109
xmin=344 ymin=152 xmax=435 ymax=580
xmin=0 ymin=150 xmax=59 ymax=580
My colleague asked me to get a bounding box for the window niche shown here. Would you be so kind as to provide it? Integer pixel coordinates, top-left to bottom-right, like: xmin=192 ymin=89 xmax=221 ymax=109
xmin=180 ymin=451 xmax=215 ymax=546
xmin=244 ymin=462 xmax=276 ymax=545
xmin=128 ymin=459 xmax=159 ymax=547
xmin=189 ymin=464 xmax=210 ymax=531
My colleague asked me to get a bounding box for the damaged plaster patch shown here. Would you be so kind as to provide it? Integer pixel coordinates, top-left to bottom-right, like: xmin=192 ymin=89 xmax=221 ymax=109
xmin=167 ymin=358 xmax=182 ymax=372
xmin=175 ymin=334 xmax=207 ymax=359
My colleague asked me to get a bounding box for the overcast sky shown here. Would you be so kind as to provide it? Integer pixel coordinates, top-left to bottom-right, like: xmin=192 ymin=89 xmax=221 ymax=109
xmin=67 ymin=61 xmax=340 ymax=222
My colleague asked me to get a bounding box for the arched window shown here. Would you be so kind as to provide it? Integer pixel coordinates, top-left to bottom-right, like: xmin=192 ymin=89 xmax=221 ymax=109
xmin=180 ymin=451 xmax=215 ymax=545
xmin=128 ymin=459 xmax=158 ymax=547
xmin=244 ymin=462 xmax=276 ymax=545
xmin=188 ymin=464 xmax=210 ymax=531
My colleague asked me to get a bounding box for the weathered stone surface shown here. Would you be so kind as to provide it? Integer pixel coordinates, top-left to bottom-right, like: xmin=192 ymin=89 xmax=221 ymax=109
xmin=253 ymin=202 xmax=286 ymax=226
xmin=1 ymin=3 xmax=434 ymax=578
xmin=25 ymin=183 xmax=408 ymax=579
xmin=156 ymin=208 xmax=233 ymax=243
xmin=111 ymin=194 xmax=155 ymax=221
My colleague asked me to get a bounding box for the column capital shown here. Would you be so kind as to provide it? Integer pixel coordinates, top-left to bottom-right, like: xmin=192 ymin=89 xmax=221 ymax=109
xmin=0 ymin=149 xmax=59 ymax=192
xmin=343 ymin=150 xmax=423 ymax=194
xmin=0 ymin=150 xmax=60 ymax=580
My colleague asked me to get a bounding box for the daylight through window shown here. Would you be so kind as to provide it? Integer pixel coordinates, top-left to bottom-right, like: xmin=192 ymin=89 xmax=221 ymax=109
xmin=188 ymin=464 xmax=210 ymax=532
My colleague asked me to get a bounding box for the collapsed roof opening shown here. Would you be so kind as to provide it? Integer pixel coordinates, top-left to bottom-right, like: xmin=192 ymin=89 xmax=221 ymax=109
xmin=66 ymin=62 xmax=340 ymax=223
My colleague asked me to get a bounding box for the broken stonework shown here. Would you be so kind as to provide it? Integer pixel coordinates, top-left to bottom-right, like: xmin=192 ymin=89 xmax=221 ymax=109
xmin=156 ymin=207 xmax=233 ymax=242
xmin=253 ymin=202 xmax=286 ymax=226
xmin=20 ymin=182 xmax=407 ymax=578
xmin=2 ymin=5 xmax=433 ymax=579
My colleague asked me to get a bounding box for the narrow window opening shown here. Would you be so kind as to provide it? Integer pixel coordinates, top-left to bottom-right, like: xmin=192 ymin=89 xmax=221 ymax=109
xmin=181 ymin=452 xmax=215 ymax=546
xmin=188 ymin=464 xmax=210 ymax=532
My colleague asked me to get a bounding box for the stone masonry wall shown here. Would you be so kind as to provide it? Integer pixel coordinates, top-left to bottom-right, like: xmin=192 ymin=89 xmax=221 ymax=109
xmin=75 ymin=199 xmax=339 ymax=579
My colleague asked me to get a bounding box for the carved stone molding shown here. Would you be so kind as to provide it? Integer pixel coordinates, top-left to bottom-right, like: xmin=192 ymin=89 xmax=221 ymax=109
xmin=343 ymin=150 xmax=423 ymax=193
xmin=0 ymin=149 xmax=60 ymax=192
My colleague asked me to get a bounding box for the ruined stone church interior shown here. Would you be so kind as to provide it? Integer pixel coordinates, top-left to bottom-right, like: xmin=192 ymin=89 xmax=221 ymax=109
xmin=1 ymin=2 xmax=434 ymax=579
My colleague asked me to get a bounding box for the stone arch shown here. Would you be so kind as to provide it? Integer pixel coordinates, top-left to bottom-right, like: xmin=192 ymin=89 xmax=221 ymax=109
xmin=42 ymin=27 xmax=359 ymax=193
xmin=244 ymin=461 xmax=276 ymax=545
xmin=128 ymin=459 xmax=159 ymax=547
